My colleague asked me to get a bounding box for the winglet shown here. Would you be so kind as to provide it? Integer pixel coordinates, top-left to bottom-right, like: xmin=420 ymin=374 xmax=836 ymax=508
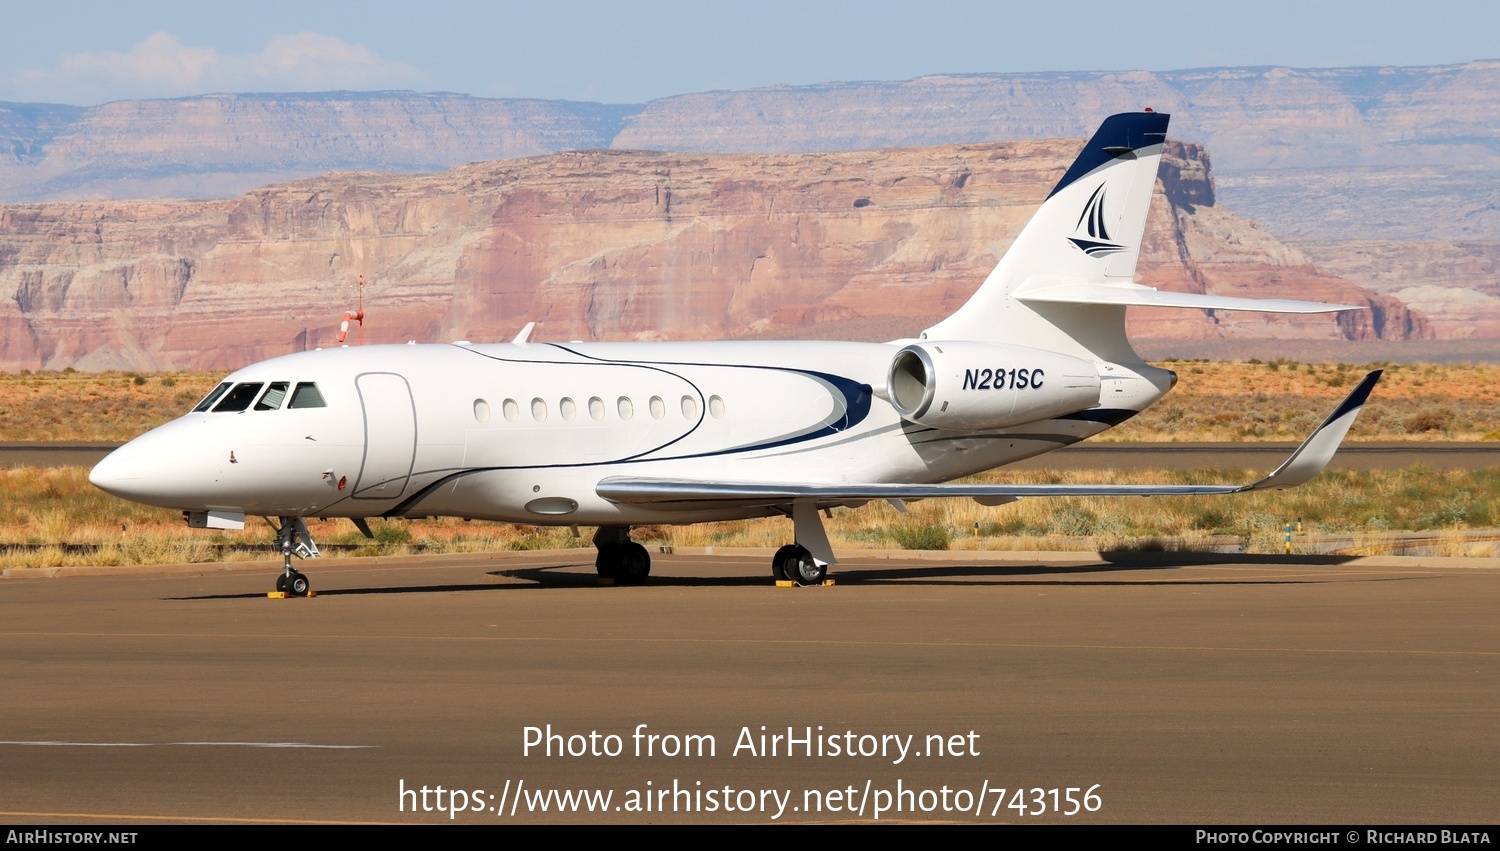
xmin=1239 ymin=370 xmax=1382 ymax=491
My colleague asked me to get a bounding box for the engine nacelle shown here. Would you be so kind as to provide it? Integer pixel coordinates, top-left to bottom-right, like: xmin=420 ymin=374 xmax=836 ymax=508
xmin=886 ymin=342 xmax=1102 ymax=430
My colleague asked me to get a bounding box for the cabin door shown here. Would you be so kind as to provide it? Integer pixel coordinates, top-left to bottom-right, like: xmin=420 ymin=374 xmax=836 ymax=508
xmin=352 ymin=372 xmax=417 ymax=500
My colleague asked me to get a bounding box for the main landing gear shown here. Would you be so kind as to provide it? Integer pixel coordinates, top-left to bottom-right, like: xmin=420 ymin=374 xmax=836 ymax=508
xmin=272 ymin=516 xmax=320 ymax=597
xmin=772 ymin=545 xmax=827 ymax=585
xmin=771 ymin=502 xmax=835 ymax=586
xmin=593 ymin=525 xmax=651 ymax=584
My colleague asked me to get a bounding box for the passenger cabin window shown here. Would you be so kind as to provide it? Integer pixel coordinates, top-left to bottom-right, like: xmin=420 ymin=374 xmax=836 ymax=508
xmin=287 ymin=383 xmax=327 ymax=409
xmin=192 ymin=382 xmax=232 ymax=413
xmin=254 ymin=382 xmax=290 ymax=411
xmin=213 ymin=383 xmax=264 ymax=413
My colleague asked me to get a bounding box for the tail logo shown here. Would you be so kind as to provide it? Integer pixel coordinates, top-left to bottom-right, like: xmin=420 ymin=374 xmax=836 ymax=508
xmin=1067 ymin=183 xmax=1126 ymax=257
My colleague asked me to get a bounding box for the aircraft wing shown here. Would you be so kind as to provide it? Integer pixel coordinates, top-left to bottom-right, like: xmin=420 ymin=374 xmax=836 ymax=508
xmin=597 ymin=371 xmax=1381 ymax=510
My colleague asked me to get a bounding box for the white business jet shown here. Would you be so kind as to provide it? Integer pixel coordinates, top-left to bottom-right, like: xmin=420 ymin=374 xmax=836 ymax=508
xmin=90 ymin=111 xmax=1379 ymax=594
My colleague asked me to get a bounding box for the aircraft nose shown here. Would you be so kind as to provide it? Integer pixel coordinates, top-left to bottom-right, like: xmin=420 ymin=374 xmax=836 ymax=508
xmin=89 ymin=445 xmax=150 ymax=500
xmin=90 ymin=430 xmax=207 ymax=509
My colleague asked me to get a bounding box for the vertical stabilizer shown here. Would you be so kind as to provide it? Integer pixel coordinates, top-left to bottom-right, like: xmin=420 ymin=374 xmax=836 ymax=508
xmin=921 ymin=112 xmax=1170 ymax=362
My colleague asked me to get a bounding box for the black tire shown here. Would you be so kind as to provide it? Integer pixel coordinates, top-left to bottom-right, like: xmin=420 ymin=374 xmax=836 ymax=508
xmin=788 ymin=547 xmax=826 ymax=586
xmin=287 ymin=572 xmax=310 ymax=597
xmin=275 ymin=574 xmax=288 ymax=592
xmin=771 ymin=545 xmax=798 ymax=581
xmin=617 ymin=542 xmax=651 ymax=584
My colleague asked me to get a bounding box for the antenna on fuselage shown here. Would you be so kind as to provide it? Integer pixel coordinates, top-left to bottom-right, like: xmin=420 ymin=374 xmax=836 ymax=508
xmin=336 ymin=275 xmax=366 ymax=345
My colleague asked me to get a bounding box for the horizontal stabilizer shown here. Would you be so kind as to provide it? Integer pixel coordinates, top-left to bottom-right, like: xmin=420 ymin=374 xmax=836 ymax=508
xmin=1017 ymin=283 xmax=1362 ymax=314
xmin=598 ymin=372 xmax=1381 ymax=508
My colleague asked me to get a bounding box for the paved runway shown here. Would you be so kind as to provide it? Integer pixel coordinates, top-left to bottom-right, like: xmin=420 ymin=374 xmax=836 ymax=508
xmin=2 ymin=551 xmax=1496 ymax=824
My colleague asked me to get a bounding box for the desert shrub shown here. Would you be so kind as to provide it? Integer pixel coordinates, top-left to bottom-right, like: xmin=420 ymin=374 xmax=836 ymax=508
xmin=1053 ymin=506 xmax=1102 ymax=536
xmin=982 ymin=516 xmax=1037 ymax=536
xmin=1405 ymin=409 xmax=1453 ymax=433
xmin=1417 ymin=500 xmax=1469 ymax=528
xmin=631 ymin=525 xmax=672 ymax=541
xmin=887 ymin=521 xmax=950 ymax=550
xmin=1192 ymin=506 xmax=1234 ymax=531
xmin=374 ymin=523 xmax=412 ymax=545
xmin=508 ymin=534 xmax=548 ymax=551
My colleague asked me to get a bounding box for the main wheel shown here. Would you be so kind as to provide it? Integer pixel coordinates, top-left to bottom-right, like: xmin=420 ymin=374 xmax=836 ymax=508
xmin=787 ymin=547 xmax=826 ymax=586
xmin=616 ymin=542 xmax=651 ymax=584
xmin=771 ymin=545 xmax=798 ymax=581
xmin=287 ymin=572 xmax=310 ymax=597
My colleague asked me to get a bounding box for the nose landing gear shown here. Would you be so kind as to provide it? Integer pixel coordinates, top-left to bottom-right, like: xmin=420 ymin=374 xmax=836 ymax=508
xmin=271 ymin=517 xmax=320 ymax=597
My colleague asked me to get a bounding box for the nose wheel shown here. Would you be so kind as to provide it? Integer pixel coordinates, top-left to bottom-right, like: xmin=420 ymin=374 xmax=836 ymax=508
xmin=276 ymin=569 xmax=311 ymax=597
xmin=271 ymin=516 xmax=320 ymax=597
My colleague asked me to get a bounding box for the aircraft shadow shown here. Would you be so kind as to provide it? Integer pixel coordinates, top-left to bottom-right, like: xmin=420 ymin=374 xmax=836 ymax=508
xmin=1095 ymin=552 xmax=1360 ymax=567
xmin=165 ymin=583 xmax=526 ymax=601
xmin=495 ymin=558 xmax=1416 ymax=589
xmin=779 ymin=562 xmax=1425 ymax=588
xmin=165 ymin=553 xmax=1418 ymax=599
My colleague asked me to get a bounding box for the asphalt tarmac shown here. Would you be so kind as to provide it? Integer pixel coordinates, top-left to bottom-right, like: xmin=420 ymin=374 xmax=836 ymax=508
xmin=2 ymin=550 xmax=1496 ymax=824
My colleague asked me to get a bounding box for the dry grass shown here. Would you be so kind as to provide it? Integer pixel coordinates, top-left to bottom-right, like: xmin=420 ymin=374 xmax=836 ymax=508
xmin=1105 ymin=359 xmax=1500 ymax=442
xmin=5 ymin=463 xmax=1497 ymax=568
xmin=0 ymin=371 xmax=220 ymax=441
xmin=0 ymin=360 xmax=1498 ymax=442
xmin=0 ymin=360 xmax=1494 ymax=444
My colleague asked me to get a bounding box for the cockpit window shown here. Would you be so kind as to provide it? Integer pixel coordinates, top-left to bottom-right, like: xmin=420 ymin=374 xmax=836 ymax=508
xmin=192 ymin=382 xmax=232 ymax=413
xmin=212 ymin=382 xmax=264 ymax=413
xmin=254 ymin=382 xmax=290 ymax=411
xmin=288 ymin=383 xmax=327 ymax=409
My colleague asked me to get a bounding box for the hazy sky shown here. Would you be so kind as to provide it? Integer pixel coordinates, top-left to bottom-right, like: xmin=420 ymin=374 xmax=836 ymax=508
xmin=1 ymin=0 xmax=1495 ymax=106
